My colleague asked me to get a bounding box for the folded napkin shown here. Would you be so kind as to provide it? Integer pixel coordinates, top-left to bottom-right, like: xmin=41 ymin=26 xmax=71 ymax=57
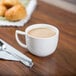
xmin=0 ymin=51 xmax=19 ymax=61
xmin=0 ymin=39 xmax=32 ymax=65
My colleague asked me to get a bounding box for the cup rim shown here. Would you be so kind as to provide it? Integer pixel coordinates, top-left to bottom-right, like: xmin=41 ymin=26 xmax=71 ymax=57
xmin=25 ymin=24 xmax=59 ymax=39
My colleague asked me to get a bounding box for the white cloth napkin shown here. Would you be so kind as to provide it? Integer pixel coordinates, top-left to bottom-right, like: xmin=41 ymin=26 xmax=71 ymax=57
xmin=0 ymin=51 xmax=19 ymax=61
xmin=0 ymin=39 xmax=32 ymax=62
xmin=0 ymin=0 xmax=37 ymax=26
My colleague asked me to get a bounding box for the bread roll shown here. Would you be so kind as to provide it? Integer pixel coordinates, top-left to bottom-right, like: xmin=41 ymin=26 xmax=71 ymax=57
xmin=5 ymin=4 xmax=27 ymax=21
xmin=0 ymin=5 xmax=7 ymax=16
xmin=0 ymin=2 xmax=3 ymax=5
xmin=2 ymin=0 xmax=20 ymax=8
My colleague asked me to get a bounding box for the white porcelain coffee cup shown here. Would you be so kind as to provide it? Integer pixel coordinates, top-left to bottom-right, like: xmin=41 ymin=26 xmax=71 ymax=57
xmin=15 ymin=24 xmax=59 ymax=57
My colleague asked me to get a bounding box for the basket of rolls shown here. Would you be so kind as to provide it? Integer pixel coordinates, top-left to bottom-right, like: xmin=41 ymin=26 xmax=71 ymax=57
xmin=0 ymin=0 xmax=37 ymax=26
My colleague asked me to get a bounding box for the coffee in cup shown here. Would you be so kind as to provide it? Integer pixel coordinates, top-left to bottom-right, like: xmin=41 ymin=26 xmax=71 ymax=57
xmin=28 ymin=28 xmax=56 ymax=38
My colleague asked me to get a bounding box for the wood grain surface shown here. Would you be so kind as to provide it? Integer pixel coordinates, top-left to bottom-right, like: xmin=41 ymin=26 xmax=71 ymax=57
xmin=0 ymin=0 xmax=76 ymax=76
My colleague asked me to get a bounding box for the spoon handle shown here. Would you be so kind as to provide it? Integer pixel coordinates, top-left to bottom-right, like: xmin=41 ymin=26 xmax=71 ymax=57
xmin=0 ymin=39 xmax=34 ymax=67
xmin=5 ymin=50 xmax=33 ymax=68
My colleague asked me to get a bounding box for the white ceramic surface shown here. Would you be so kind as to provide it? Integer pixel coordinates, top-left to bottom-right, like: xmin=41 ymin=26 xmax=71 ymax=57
xmin=15 ymin=24 xmax=59 ymax=57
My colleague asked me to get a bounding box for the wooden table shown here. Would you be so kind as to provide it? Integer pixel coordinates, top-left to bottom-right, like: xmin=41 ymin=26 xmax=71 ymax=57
xmin=0 ymin=1 xmax=76 ymax=76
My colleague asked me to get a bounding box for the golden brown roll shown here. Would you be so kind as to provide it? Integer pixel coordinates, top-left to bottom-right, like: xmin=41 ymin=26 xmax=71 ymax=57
xmin=5 ymin=4 xmax=27 ymax=21
xmin=1 ymin=0 xmax=20 ymax=8
xmin=0 ymin=4 xmax=7 ymax=16
xmin=0 ymin=2 xmax=3 ymax=5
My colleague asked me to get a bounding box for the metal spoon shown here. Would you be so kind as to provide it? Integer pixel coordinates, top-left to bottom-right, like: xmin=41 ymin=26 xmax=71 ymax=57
xmin=0 ymin=41 xmax=33 ymax=68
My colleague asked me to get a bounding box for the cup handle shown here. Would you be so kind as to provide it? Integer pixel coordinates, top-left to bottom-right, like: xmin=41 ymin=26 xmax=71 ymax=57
xmin=15 ymin=30 xmax=27 ymax=48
